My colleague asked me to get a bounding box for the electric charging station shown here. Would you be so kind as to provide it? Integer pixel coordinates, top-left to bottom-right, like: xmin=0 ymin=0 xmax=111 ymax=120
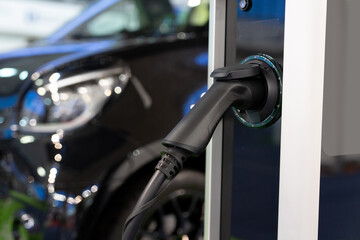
xmin=122 ymin=0 xmax=360 ymax=239
xmin=205 ymin=0 xmax=285 ymax=239
xmin=206 ymin=0 xmax=360 ymax=239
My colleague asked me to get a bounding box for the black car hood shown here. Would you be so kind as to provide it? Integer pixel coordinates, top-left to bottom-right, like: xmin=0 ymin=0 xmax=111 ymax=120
xmin=0 ymin=39 xmax=117 ymax=107
xmin=0 ymin=33 xmax=205 ymax=111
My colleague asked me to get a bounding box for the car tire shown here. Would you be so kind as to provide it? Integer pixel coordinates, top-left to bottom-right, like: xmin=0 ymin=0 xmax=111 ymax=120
xmin=99 ymin=169 xmax=205 ymax=240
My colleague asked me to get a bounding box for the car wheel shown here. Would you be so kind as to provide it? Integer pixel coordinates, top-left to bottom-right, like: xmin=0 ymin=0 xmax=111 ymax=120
xmin=101 ymin=169 xmax=205 ymax=240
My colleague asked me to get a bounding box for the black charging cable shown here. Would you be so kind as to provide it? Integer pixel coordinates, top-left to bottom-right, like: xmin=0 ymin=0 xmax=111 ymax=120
xmin=122 ymin=148 xmax=190 ymax=239
xmin=122 ymin=59 xmax=281 ymax=239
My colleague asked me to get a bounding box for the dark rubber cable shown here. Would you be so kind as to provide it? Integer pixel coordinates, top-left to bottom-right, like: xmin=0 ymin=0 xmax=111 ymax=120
xmin=122 ymin=170 xmax=166 ymax=240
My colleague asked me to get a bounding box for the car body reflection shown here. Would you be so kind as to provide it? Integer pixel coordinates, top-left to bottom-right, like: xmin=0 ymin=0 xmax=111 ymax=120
xmin=0 ymin=0 xmax=209 ymax=239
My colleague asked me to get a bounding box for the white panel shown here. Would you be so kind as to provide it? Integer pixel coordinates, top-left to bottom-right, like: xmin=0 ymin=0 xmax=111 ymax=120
xmin=322 ymin=0 xmax=360 ymax=156
xmin=204 ymin=0 xmax=226 ymax=239
xmin=278 ymin=0 xmax=327 ymax=239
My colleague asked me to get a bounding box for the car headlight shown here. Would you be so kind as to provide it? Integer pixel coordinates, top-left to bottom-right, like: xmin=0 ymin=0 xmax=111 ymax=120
xmin=19 ymin=62 xmax=130 ymax=133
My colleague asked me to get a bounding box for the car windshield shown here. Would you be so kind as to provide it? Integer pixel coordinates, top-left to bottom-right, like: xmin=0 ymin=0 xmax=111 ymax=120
xmin=69 ymin=0 xmax=209 ymax=39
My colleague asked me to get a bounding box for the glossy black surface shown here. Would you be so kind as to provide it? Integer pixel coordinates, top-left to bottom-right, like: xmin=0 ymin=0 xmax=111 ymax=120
xmin=0 ymin=0 xmax=208 ymax=239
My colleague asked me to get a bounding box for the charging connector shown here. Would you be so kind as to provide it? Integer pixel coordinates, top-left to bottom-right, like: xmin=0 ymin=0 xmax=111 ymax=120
xmin=122 ymin=54 xmax=282 ymax=240
xmin=156 ymin=148 xmax=190 ymax=179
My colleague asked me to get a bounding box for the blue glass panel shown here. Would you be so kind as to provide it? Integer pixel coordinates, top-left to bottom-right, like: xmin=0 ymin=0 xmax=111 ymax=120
xmin=229 ymin=0 xmax=284 ymax=239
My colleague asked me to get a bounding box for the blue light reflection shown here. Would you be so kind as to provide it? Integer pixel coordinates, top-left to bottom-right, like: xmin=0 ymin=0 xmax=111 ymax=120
xmin=0 ymin=40 xmax=114 ymax=61
xmin=194 ymin=52 xmax=208 ymax=66
xmin=23 ymin=90 xmax=45 ymax=117
xmin=0 ymin=95 xmax=17 ymax=109
xmin=182 ymin=84 xmax=207 ymax=116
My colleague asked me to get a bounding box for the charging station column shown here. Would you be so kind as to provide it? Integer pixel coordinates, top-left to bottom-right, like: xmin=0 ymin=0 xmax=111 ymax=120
xmin=207 ymin=0 xmax=360 ymax=239
xmin=278 ymin=0 xmax=327 ymax=239
xmin=206 ymin=0 xmax=285 ymax=239
xmin=204 ymin=0 xmax=227 ymax=238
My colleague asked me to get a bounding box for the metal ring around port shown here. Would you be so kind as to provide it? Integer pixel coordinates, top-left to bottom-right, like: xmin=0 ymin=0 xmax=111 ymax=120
xmin=232 ymin=54 xmax=283 ymax=128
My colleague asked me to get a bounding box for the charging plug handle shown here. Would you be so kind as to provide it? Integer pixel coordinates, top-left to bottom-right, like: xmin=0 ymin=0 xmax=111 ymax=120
xmin=162 ymin=63 xmax=267 ymax=155
xmin=122 ymin=57 xmax=282 ymax=240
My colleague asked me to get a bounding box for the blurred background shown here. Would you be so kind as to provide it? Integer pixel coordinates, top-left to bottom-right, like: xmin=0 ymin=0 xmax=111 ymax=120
xmin=0 ymin=0 xmax=210 ymax=239
xmin=0 ymin=0 xmax=88 ymax=52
